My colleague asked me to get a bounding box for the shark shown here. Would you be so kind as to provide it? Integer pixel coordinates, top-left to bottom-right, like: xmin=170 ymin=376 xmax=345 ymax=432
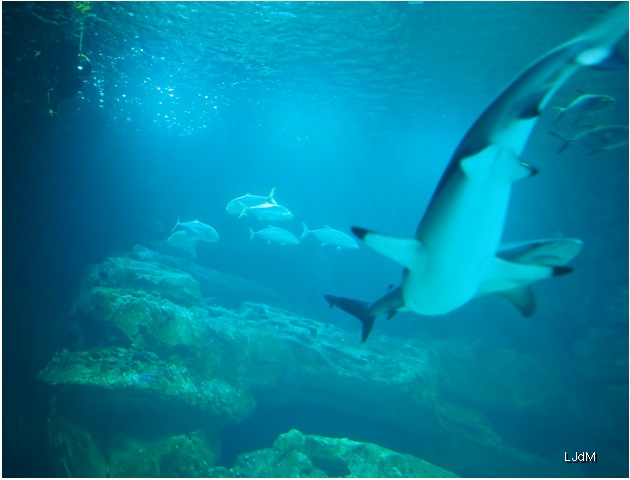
xmin=327 ymin=238 xmax=583 ymax=342
xmin=326 ymin=4 xmax=628 ymax=342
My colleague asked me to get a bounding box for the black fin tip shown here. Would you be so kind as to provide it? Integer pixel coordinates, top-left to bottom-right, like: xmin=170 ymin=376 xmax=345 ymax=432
xmin=351 ymin=226 xmax=368 ymax=240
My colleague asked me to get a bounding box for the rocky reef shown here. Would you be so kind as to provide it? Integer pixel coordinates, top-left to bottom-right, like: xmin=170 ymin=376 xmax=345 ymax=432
xmin=209 ymin=429 xmax=457 ymax=477
xmin=37 ymin=245 xmax=625 ymax=477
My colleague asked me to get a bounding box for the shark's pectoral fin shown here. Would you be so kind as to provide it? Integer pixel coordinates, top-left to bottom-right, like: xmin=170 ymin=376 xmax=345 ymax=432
xmin=476 ymin=258 xmax=543 ymax=316
xmin=477 ymin=256 xmax=575 ymax=314
xmin=477 ymin=257 xmax=558 ymax=297
xmin=324 ymin=294 xmax=375 ymax=342
xmin=497 ymin=286 xmax=537 ymax=317
xmin=352 ymin=227 xmax=427 ymax=270
xmin=479 ymin=240 xmax=578 ymax=315
xmin=493 ymin=266 xmax=572 ymax=317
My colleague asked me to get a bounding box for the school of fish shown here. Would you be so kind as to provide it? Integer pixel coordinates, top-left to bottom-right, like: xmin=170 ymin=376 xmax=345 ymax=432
xmin=550 ymin=92 xmax=628 ymax=155
xmin=166 ymin=187 xmax=358 ymax=256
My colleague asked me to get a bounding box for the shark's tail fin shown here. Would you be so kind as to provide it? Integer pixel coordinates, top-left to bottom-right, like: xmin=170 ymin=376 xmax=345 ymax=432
xmin=549 ymin=131 xmax=572 ymax=153
xmin=249 ymin=228 xmax=256 ymax=242
xmin=325 ymin=294 xmax=376 ymax=342
xmin=300 ymin=222 xmax=310 ymax=240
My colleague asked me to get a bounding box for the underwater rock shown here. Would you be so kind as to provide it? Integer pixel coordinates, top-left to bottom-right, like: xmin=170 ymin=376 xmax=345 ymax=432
xmin=37 ymin=347 xmax=254 ymax=419
xmin=104 ymin=429 xmax=216 ymax=477
xmin=83 ymin=254 xmax=205 ymax=307
xmin=200 ymin=306 xmax=566 ymax=476
xmin=69 ymin=255 xmax=208 ymax=350
xmin=435 ymin=402 xmax=502 ymax=447
xmin=71 ymin=249 xmax=290 ymax=349
xmin=48 ymin=395 xmax=218 ymax=478
xmin=69 ymin=254 xmax=247 ymax=383
xmin=572 ymin=326 xmax=629 ymax=385
xmin=435 ymin=340 xmax=567 ymax=416
xmin=40 ymin=249 xmax=573 ymax=477
xmin=208 ymin=429 xmax=458 ymax=478
xmin=38 ymin=347 xmax=252 ymax=477
xmin=132 ymin=244 xmax=289 ymax=308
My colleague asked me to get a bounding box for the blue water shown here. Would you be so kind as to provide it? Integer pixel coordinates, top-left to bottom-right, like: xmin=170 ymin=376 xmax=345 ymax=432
xmin=4 ymin=1 xmax=628 ymax=477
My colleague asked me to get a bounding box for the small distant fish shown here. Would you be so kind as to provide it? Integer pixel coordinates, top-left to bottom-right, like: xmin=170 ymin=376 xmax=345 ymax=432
xmin=226 ymin=187 xmax=277 ymax=216
xmin=171 ymin=217 xmax=219 ymax=242
xmin=550 ymin=125 xmax=628 ymax=155
xmin=552 ymin=93 xmax=616 ymax=124
xmin=300 ymin=223 xmax=359 ymax=250
xmin=239 ymin=203 xmax=294 ymax=222
xmin=167 ymin=230 xmax=200 ymax=257
xmin=249 ymin=226 xmax=300 ymax=245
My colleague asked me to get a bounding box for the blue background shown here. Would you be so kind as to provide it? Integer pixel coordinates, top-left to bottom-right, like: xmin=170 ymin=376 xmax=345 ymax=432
xmin=3 ymin=2 xmax=628 ymax=476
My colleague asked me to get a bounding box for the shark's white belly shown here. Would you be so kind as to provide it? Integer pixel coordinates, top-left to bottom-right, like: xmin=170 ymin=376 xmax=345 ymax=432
xmin=403 ymin=255 xmax=491 ymax=315
xmin=404 ymin=145 xmax=517 ymax=315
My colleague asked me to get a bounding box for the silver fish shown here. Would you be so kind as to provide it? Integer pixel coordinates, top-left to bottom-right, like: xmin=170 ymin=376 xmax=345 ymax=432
xmin=553 ymin=93 xmax=616 ymax=124
xmin=226 ymin=187 xmax=277 ymax=215
xmin=300 ymin=223 xmax=359 ymax=250
xmin=239 ymin=203 xmax=294 ymax=222
xmin=249 ymin=226 xmax=300 ymax=245
xmin=171 ymin=217 xmax=220 ymax=242
xmin=551 ymin=125 xmax=628 ymax=155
